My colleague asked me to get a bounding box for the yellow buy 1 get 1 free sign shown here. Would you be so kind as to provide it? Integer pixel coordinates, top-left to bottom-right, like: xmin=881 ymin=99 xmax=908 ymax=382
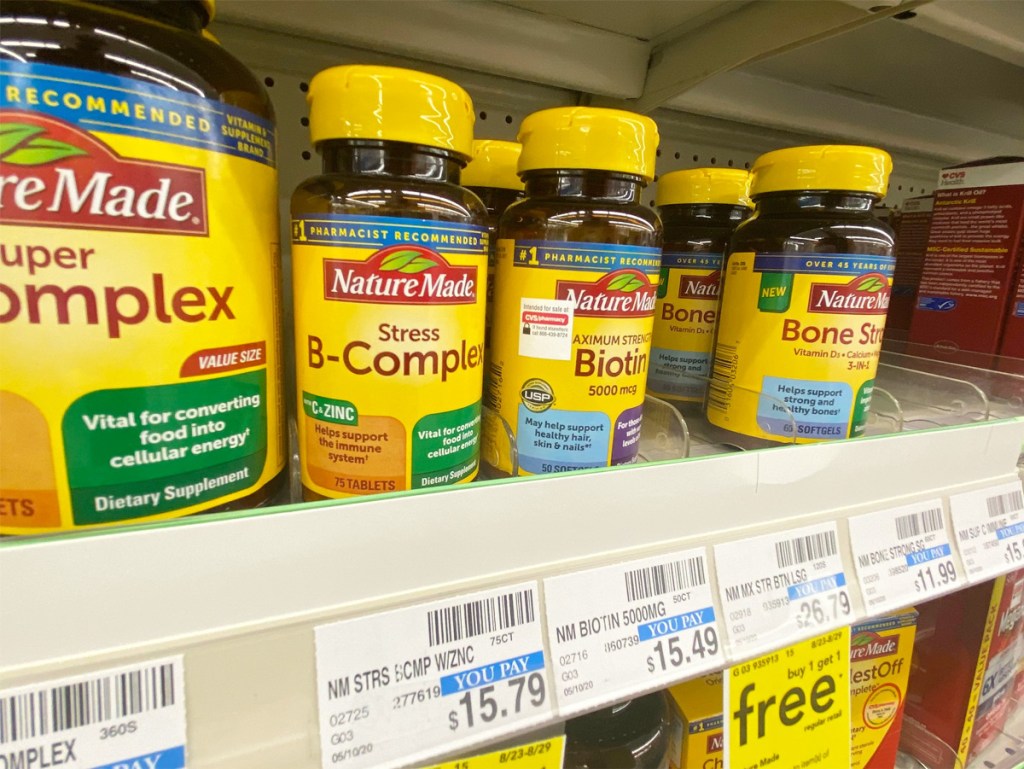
xmin=725 ymin=628 xmax=850 ymax=769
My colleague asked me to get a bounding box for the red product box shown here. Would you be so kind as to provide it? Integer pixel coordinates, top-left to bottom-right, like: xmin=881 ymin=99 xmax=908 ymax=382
xmin=908 ymin=158 xmax=1024 ymax=355
xmin=888 ymin=195 xmax=934 ymax=333
xmin=998 ymin=247 xmax=1024 ymax=358
xmin=902 ymin=569 xmax=1024 ymax=769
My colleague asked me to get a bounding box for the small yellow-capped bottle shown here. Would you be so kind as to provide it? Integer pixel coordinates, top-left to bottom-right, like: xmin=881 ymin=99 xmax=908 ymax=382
xmin=462 ymin=140 xmax=525 ymax=357
xmin=484 ymin=107 xmax=662 ymax=477
xmin=706 ymin=145 xmax=894 ymax=444
xmin=291 ymin=65 xmax=489 ymax=499
xmin=649 ymin=168 xmax=751 ymax=403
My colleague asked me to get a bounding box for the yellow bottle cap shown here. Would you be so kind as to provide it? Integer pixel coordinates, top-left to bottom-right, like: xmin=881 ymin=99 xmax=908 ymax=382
xmin=750 ymin=145 xmax=892 ymax=197
xmin=307 ymin=66 xmax=475 ymax=158
xmin=656 ymin=168 xmax=752 ymax=208
xmin=517 ymin=107 xmax=659 ymax=182
xmin=462 ymin=140 xmax=525 ymax=191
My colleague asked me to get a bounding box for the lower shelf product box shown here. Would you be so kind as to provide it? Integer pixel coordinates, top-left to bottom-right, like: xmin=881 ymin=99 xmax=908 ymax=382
xmin=902 ymin=569 xmax=1024 ymax=769
xmin=668 ymin=673 xmax=723 ymax=769
xmin=850 ymin=609 xmax=918 ymax=769
xmin=888 ymin=196 xmax=933 ymax=334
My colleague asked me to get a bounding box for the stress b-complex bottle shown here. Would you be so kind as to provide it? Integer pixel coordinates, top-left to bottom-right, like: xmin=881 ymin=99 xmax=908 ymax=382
xmin=0 ymin=0 xmax=286 ymax=533
xmin=485 ymin=108 xmax=662 ymax=476
xmin=292 ymin=66 xmax=489 ymax=499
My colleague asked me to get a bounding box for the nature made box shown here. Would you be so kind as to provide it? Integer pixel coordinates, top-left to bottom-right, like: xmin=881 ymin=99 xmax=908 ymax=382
xmin=887 ymin=196 xmax=933 ymax=333
xmin=908 ymin=158 xmax=1024 ymax=355
xmin=903 ymin=569 xmax=1024 ymax=769
xmin=668 ymin=673 xmax=723 ymax=769
xmin=850 ymin=609 xmax=918 ymax=769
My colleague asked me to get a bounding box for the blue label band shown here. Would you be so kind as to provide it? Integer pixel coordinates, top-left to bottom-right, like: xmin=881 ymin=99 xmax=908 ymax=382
xmin=91 ymin=746 xmax=186 ymax=769
xmin=439 ymin=650 xmax=545 ymax=695
xmin=292 ymin=214 xmax=487 ymax=254
xmin=660 ymin=251 xmax=723 ymax=269
xmin=1 ymin=61 xmax=275 ymax=167
xmin=753 ymin=254 xmax=896 ymax=277
xmin=511 ymin=240 xmax=662 ymax=275
xmin=786 ymin=573 xmax=846 ymax=601
xmin=905 ymin=543 xmax=952 ymax=566
xmin=637 ymin=606 xmax=716 ymax=641
xmin=997 ymin=521 xmax=1024 ymax=540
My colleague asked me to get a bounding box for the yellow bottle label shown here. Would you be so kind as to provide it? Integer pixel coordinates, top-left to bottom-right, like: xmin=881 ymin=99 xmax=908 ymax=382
xmin=291 ymin=215 xmax=488 ymax=497
xmin=706 ymin=251 xmax=894 ymax=443
xmin=0 ymin=61 xmax=284 ymax=533
xmin=487 ymin=239 xmax=661 ymax=475
xmin=649 ymin=251 xmax=721 ymax=402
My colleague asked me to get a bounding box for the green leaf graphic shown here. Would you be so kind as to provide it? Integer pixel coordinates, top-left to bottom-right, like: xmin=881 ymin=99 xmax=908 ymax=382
xmin=607 ymin=274 xmax=634 ymax=291
xmin=2 ymin=138 xmax=87 ymax=166
xmin=0 ymin=123 xmax=45 ymax=156
xmin=380 ymin=249 xmax=428 ymax=271
xmin=856 ymin=277 xmax=885 ymax=293
xmin=397 ymin=256 xmax=440 ymax=274
xmin=624 ymin=277 xmax=645 ymax=292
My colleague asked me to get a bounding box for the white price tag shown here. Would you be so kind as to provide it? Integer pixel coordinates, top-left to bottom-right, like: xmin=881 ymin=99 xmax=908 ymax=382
xmin=849 ymin=499 xmax=963 ymax=611
xmin=0 ymin=656 xmax=186 ymax=769
xmin=543 ymin=548 xmax=722 ymax=717
xmin=950 ymin=480 xmax=1024 ymax=581
xmin=314 ymin=582 xmax=552 ymax=769
xmin=714 ymin=522 xmax=853 ymax=657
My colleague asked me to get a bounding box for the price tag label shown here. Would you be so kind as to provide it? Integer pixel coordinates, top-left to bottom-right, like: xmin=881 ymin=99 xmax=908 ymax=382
xmin=543 ymin=548 xmax=723 ymax=717
xmin=724 ymin=627 xmax=850 ymax=769
xmin=424 ymin=735 xmax=565 ymax=769
xmin=0 ymin=656 xmax=186 ymax=769
xmin=314 ymin=582 xmax=553 ymax=769
xmin=848 ymin=498 xmax=963 ymax=612
xmin=714 ymin=522 xmax=853 ymax=657
xmin=950 ymin=480 xmax=1024 ymax=581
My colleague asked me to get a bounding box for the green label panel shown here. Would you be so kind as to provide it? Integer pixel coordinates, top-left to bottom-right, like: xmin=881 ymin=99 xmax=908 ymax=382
xmin=63 ymin=371 xmax=268 ymax=523
xmin=411 ymin=401 xmax=481 ymax=489
xmin=303 ymin=391 xmax=358 ymax=425
xmin=757 ymin=272 xmax=794 ymax=313
xmin=850 ymin=379 xmax=875 ymax=438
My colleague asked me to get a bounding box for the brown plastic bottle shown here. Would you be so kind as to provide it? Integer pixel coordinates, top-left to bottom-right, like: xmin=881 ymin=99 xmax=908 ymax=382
xmin=563 ymin=691 xmax=673 ymax=769
xmin=292 ymin=65 xmax=489 ymax=501
xmin=706 ymin=145 xmax=895 ymax=446
xmin=0 ymin=0 xmax=285 ymax=534
xmin=484 ymin=107 xmax=662 ymax=478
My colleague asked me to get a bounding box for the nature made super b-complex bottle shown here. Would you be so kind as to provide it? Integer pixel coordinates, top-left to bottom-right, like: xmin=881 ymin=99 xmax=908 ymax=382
xmin=485 ymin=107 xmax=662 ymax=476
xmin=461 ymin=139 xmax=524 ymax=356
xmin=706 ymin=145 xmax=895 ymax=444
xmin=648 ymin=168 xmax=751 ymax=403
xmin=0 ymin=1 xmax=286 ymax=534
xmin=292 ymin=66 xmax=489 ymax=500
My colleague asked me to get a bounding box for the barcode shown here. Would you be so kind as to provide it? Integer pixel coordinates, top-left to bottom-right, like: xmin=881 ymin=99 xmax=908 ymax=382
xmin=986 ymin=489 xmax=1024 ymax=518
xmin=775 ymin=530 xmax=838 ymax=568
xmin=0 ymin=663 xmax=175 ymax=745
xmin=427 ymin=589 xmax=535 ymax=647
xmin=707 ymin=345 xmax=737 ymax=412
xmin=624 ymin=557 xmax=707 ymax=602
xmin=894 ymin=507 xmax=944 ymax=540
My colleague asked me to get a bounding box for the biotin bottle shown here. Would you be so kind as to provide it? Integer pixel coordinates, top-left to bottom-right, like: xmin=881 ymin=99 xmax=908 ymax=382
xmin=291 ymin=65 xmax=488 ymax=500
xmin=706 ymin=145 xmax=895 ymax=444
xmin=484 ymin=107 xmax=662 ymax=476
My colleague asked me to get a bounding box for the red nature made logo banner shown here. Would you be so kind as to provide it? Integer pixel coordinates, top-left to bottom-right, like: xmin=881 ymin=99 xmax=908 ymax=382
xmin=323 ymin=245 xmax=478 ymax=305
xmin=808 ymin=272 xmax=891 ymax=315
xmin=0 ymin=111 xmax=208 ymax=235
xmin=679 ymin=270 xmax=720 ymax=299
xmin=850 ymin=630 xmax=899 ymax=661
xmin=555 ymin=269 xmax=657 ymax=318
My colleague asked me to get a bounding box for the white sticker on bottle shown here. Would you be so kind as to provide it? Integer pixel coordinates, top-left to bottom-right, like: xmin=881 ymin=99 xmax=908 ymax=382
xmin=518 ymin=298 xmax=573 ymax=360
xmin=314 ymin=582 xmax=552 ymax=769
xmin=950 ymin=480 xmax=1024 ymax=581
xmin=848 ymin=499 xmax=963 ymax=612
xmin=0 ymin=656 xmax=186 ymax=769
xmin=714 ymin=522 xmax=854 ymax=657
xmin=543 ymin=548 xmax=723 ymax=717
